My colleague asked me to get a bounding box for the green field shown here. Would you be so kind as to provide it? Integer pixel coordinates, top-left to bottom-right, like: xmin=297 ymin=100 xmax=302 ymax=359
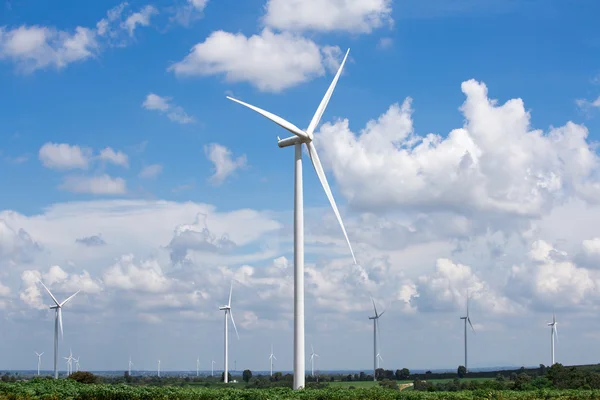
xmin=328 ymin=377 xmax=492 ymax=389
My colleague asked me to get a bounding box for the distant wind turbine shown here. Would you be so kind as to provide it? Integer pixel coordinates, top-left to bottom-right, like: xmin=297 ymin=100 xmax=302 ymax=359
xmin=310 ymin=345 xmax=319 ymax=377
xmin=227 ymin=47 xmax=356 ymax=390
xmin=74 ymin=357 xmax=80 ymax=372
xmin=368 ymin=296 xmax=385 ymax=381
xmin=211 ymin=359 xmax=215 ymax=377
xmin=157 ymin=359 xmax=161 ymax=377
xmin=38 ymin=280 xmax=80 ymax=379
xmin=460 ymin=292 xmax=475 ymax=373
xmin=196 ymin=357 xmax=200 ymax=377
xmin=34 ymin=352 xmax=44 ymax=376
xmin=63 ymin=349 xmax=73 ymax=375
xmin=219 ymin=281 xmax=239 ymax=383
xmin=128 ymin=357 xmax=133 ymax=375
xmin=269 ymin=345 xmax=277 ymax=376
xmin=548 ymin=311 xmax=558 ymax=365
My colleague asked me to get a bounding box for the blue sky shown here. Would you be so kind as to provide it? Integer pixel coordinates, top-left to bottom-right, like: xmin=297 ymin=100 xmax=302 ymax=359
xmin=2 ymin=0 xmax=600 ymax=373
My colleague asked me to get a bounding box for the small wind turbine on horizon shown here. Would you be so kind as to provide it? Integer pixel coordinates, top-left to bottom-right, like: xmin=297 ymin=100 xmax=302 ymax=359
xmin=157 ymin=359 xmax=161 ymax=377
xmin=309 ymin=345 xmax=319 ymax=377
xmin=269 ymin=345 xmax=276 ymax=377
xmin=196 ymin=357 xmax=200 ymax=377
xmin=35 ymin=352 xmax=44 ymax=376
xmin=227 ymin=48 xmax=356 ymax=390
xmin=460 ymin=292 xmax=475 ymax=373
xmin=74 ymin=357 xmax=80 ymax=372
xmin=128 ymin=357 xmax=133 ymax=375
xmin=64 ymin=349 xmax=73 ymax=375
xmin=219 ymin=281 xmax=239 ymax=383
xmin=211 ymin=359 xmax=215 ymax=377
xmin=38 ymin=280 xmax=80 ymax=379
xmin=368 ymin=296 xmax=385 ymax=381
xmin=548 ymin=311 xmax=558 ymax=365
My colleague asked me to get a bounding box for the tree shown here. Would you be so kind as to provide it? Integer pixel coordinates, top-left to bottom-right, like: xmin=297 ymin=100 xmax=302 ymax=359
xmin=221 ymin=372 xmax=232 ymax=382
xmin=242 ymin=369 xmax=252 ymax=383
xmin=378 ymin=379 xmax=399 ymax=390
xmin=457 ymin=365 xmax=467 ymax=378
xmin=395 ymin=368 xmax=410 ymax=380
xmin=68 ymin=371 xmax=99 ymax=384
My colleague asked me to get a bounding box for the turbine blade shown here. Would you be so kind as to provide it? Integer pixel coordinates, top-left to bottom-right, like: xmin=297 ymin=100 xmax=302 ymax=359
xmin=226 ymin=97 xmax=308 ymax=140
xmin=229 ymin=310 xmax=240 ymax=340
xmin=228 ymin=281 xmax=233 ymax=308
xmin=38 ymin=280 xmax=60 ymax=307
xmin=58 ymin=308 xmax=64 ymax=338
xmin=554 ymin=324 xmax=558 ymax=341
xmin=306 ymin=141 xmax=356 ymax=264
xmin=273 ymin=355 xmax=277 ymax=360
xmin=468 ymin=317 xmax=475 ymax=333
xmin=60 ymin=290 xmax=80 ymax=307
xmin=306 ymin=48 xmax=350 ymax=136
xmin=370 ymin=296 xmax=378 ymax=317
xmin=378 ymin=309 xmax=386 ymax=318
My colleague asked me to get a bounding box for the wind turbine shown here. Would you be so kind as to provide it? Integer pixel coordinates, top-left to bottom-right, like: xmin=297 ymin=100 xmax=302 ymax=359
xmin=309 ymin=345 xmax=319 ymax=377
xmin=376 ymin=353 xmax=383 ymax=369
xmin=74 ymin=357 xmax=80 ymax=372
xmin=460 ymin=293 xmax=475 ymax=373
xmin=269 ymin=344 xmax=276 ymax=377
xmin=38 ymin=280 xmax=80 ymax=379
xmin=211 ymin=359 xmax=215 ymax=377
xmin=227 ymin=48 xmax=356 ymax=390
xmin=128 ymin=357 xmax=133 ymax=375
xmin=219 ymin=281 xmax=239 ymax=383
xmin=196 ymin=357 xmax=200 ymax=377
xmin=157 ymin=359 xmax=161 ymax=377
xmin=63 ymin=350 xmax=73 ymax=375
xmin=368 ymin=296 xmax=385 ymax=381
xmin=35 ymin=352 xmax=44 ymax=376
xmin=548 ymin=311 xmax=558 ymax=365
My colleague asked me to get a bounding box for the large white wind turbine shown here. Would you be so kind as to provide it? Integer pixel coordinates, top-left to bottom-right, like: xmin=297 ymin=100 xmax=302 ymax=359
xmin=227 ymin=48 xmax=356 ymax=390
xmin=64 ymin=350 xmax=73 ymax=375
xmin=309 ymin=345 xmax=319 ymax=377
xmin=39 ymin=281 xmax=80 ymax=379
xmin=460 ymin=293 xmax=475 ymax=372
xmin=219 ymin=281 xmax=239 ymax=383
xmin=269 ymin=345 xmax=276 ymax=377
xmin=35 ymin=352 xmax=44 ymax=376
xmin=368 ymin=296 xmax=385 ymax=381
xmin=548 ymin=311 xmax=558 ymax=365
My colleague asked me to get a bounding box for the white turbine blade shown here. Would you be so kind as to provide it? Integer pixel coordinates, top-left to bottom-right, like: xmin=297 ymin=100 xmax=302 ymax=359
xmin=306 ymin=141 xmax=356 ymax=264
xmin=229 ymin=310 xmax=240 ymax=340
xmin=60 ymin=290 xmax=80 ymax=307
xmin=226 ymin=96 xmax=308 ymax=140
xmin=273 ymin=355 xmax=277 ymax=360
xmin=228 ymin=281 xmax=233 ymax=308
xmin=38 ymin=280 xmax=60 ymax=307
xmin=554 ymin=324 xmax=558 ymax=341
xmin=378 ymin=309 xmax=386 ymax=318
xmin=306 ymin=49 xmax=350 ymax=136
xmin=311 ymin=344 xmax=314 ymax=354
xmin=58 ymin=308 xmax=64 ymax=338
xmin=370 ymin=296 xmax=378 ymax=317
xmin=468 ymin=317 xmax=475 ymax=333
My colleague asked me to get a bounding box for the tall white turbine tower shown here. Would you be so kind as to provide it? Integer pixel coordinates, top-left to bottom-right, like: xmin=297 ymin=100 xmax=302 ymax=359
xmin=35 ymin=352 xmax=44 ymax=376
xmin=548 ymin=312 xmax=558 ymax=365
xmin=309 ymin=345 xmax=319 ymax=377
xmin=128 ymin=357 xmax=133 ymax=375
xmin=74 ymin=357 xmax=80 ymax=372
xmin=196 ymin=357 xmax=200 ymax=377
xmin=211 ymin=359 xmax=215 ymax=377
xmin=460 ymin=294 xmax=475 ymax=372
xmin=368 ymin=296 xmax=385 ymax=381
xmin=227 ymin=48 xmax=356 ymax=390
xmin=64 ymin=350 xmax=73 ymax=375
xmin=269 ymin=345 xmax=276 ymax=377
xmin=219 ymin=281 xmax=239 ymax=383
xmin=39 ymin=281 xmax=80 ymax=380
xmin=157 ymin=360 xmax=161 ymax=377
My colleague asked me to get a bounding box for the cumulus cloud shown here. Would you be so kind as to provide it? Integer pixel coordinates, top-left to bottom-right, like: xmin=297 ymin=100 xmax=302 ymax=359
xmin=103 ymin=254 xmax=171 ymax=293
xmin=263 ymin=0 xmax=393 ymax=33
xmin=122 ymin=5 xmax=158 ymax=37
xmin=0 ymin=220 xmax=40 ymax=266
xmin=142 ymin=93 xmax=194 ymax=124
xmin=169 ymin=28 xmax=331 ymax=92
xmin=98 ymin=147 xmax=128 ymax=167
xmin=170 ymin=0 xmax=209 ymax=27
xmin=59 ymin=174 xmax=127 ymax=195
xmin=139 ymin=164 xmax=163 ymax=179
xmin=317 ymin=79 xmax=600 ymax=220
xmin=39 ymin=143 xmax=91 ymax=170
xmin=204 ymin=143 xmax=246 ymax=185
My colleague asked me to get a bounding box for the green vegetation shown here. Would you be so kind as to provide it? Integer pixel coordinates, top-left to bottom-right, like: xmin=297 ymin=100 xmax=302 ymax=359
xmin=1 ymin=379 xmax=600 ymax=400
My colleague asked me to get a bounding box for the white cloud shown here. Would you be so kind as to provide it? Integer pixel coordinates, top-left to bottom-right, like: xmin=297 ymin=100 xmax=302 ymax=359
xmin=317 ymin=79 xmax=600 ymax=219
xmin=170 ymin=0 xmax=209 ymax=27
xmin=142 ymin=93 xmax=194 ymax=124
xmin=103 ymin=254 xmax=171 ymax=293
xmin=122 ymin=5 xmax=158 ymax=37
xmin=377 ymin=37 xmax=393 ymax=49
xmin=320 ymin=45 xmax=343 ymax=74
xmin=0 ymin=25 xmax=97 ymax=72
xmin=39 ymin=142 xmax=91 ymax=170
xmin=0 ymin=220 xmax=40 ymax=266
xmin=98 ymin=147 xmax=129 ymax=167
xmin=576 ymin=96 xmax=600 ymax=112
xmin=139 ymin=164 xmax=163 ymax=179
xmin=263 ymin=0 xmax=393 ymax=33
xmin=169 ymin=28 xmax=329 ymax=93
xmin=204 ymin=143 xmax=246 ymax=185
xmin=59 ymin=174 xmax=127 ymax=195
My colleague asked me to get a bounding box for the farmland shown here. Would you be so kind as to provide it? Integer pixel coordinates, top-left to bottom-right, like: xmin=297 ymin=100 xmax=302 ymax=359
xmin=1 ymin=379 xmax=600 ymax=400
